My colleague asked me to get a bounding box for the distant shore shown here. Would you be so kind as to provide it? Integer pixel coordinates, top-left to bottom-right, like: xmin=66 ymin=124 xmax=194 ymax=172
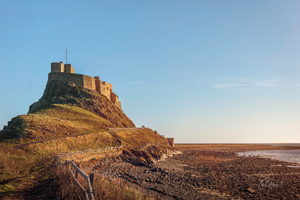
xmin=175 ymin=143 xmax=300 ymax=147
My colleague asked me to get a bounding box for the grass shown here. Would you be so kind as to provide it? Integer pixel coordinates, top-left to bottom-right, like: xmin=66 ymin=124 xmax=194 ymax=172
xmin=110 ymin=128 xmax=170 ymax=149
xmin=0 ymin=130 xmax=120 ymax=198
xmin=56 ymin=166 xmax=154 ymax=200
xmin=25 ymin=104 xmax=116 ymax=138
xmin=0 ymin=104 xmax=116 ymax=147
xmin=0 ymin=127 xmax=167 ymax=199
xmin=0 ymin=104 xmax=167 ymax=199
xmin=22 ymin=131 xmax=120 ymax=157
xmin=0 ymin=148 xmax=54 ymax=198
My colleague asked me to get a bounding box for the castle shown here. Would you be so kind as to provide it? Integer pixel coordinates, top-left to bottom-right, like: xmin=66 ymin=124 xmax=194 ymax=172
xmin=49 ymin=62 xmax=121 ymax=109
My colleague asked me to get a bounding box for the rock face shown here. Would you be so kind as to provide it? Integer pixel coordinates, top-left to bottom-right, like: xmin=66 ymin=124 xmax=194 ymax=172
xmin=28 ymin=80 xmax=135 ymax=128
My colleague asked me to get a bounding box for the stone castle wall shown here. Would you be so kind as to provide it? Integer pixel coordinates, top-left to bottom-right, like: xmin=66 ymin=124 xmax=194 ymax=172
xmin=100 ymin=81 xmax=112 ymax=101
xmin=83 ymin=75 xmax=96 ymax=90
xmin=65 ymin=64 xmax=75 ymax=73
xmin=48 ymin=72 xmax=85 ymax=87
xmin=49 ymin=62 xmax=121 ymax=109
xmin=48 ymin=71 xmax=121 ymax=109
xmin=48 ymin=72 xmax=96 ymax=90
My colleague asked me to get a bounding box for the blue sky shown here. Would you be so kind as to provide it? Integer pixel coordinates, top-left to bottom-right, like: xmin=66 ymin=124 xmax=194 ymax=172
xmin=1 ymin=0 xmax=300 ymax=143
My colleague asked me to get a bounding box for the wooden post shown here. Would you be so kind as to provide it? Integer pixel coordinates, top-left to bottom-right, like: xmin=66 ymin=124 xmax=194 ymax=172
xmin=75 ymin=170 xmax=78 ymax=179
xmin=84 ymin=191 xmax=89 ymax=200
xmin=89 ymin=173 xmax=94 ymax=186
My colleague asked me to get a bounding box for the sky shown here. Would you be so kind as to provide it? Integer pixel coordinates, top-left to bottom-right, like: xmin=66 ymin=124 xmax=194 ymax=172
xmin=1 ymin=0 xmax=300 ymax=143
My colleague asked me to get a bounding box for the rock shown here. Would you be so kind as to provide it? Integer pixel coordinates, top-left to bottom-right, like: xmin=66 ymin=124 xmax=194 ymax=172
xmin=247 ymin=188 xmax=255 ymax=193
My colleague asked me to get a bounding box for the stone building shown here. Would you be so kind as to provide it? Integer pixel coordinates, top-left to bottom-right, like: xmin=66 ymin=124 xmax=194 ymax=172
xmin=49 ymin=62 xmax=121 ymax=109
xmin=166 ymin=138 xmax=175 ymax=147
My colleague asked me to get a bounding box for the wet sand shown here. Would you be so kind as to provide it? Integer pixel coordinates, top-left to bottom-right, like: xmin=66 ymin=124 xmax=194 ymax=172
xmin=83 ymin=145 xmax=300 ymax=199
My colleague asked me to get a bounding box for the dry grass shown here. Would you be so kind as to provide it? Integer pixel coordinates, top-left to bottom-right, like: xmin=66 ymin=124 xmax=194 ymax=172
xmin=0 ymin=106 xmax=171 ymax=198
xmin=22 ymin=131 xmax=119 ymax=157
xmin=0 ymin=149 xmax=54 ymax=198
xmin=0 ymin=127 xmax=168 ymax=198
xmin=0 ymin=131 xmax=120 ymax=198
xmin=110 ymin=128 xmax=169 ymax=149
xmin=55 ymin=166 xmax=154 ymax=200
xmin=0 ymin=104 xmax=116 ymax=143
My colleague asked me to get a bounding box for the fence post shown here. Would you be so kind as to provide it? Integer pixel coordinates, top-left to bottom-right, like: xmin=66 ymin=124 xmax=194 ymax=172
xmin=75 ymin=170 xmax=78 ymax=179
xmin=89 ymin=173 xmax=94 ymax=186
xmin=89 ymin=172 xmax=95 ymax=199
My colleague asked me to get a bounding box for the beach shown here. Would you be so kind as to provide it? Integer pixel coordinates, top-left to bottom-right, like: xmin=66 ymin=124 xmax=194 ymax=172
xmin=82 ymin=144 xmax=300 ymax=199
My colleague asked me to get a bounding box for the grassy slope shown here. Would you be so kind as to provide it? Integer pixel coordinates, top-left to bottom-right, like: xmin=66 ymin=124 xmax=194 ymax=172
xmin=0 ymin=130 xmax=120 ymax=198
xmin=0 ymin=121 xmax=170 ymax=199
xmin=110 ymin=128 xmax=170 ymax=149
xmin=0 ymin=104 xmax=116 ymax=143
xmin=23 ymin=131 xmax=120 ymax=157
xmin=0 ymin=129 xmax=169 ymax=199
xmin=0 ymin=82 xmax=168 ymax=198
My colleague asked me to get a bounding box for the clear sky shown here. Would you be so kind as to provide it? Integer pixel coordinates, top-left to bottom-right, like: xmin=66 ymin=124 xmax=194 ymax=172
xmin=1 ymin=0 xmax=300 ymax=143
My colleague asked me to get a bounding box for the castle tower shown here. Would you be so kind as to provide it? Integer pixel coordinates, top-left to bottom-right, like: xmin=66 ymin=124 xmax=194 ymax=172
xmin=51 ymin=62 xmax=64 ymax=72
xmin=64 ymin=64 xmax=75 ymax=73
xmin=94 ymin=76 xmax=101 ymax=94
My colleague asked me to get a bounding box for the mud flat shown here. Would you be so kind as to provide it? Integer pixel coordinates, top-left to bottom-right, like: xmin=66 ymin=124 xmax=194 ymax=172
xmin=82 ymin=145 xmax=300 ymax=199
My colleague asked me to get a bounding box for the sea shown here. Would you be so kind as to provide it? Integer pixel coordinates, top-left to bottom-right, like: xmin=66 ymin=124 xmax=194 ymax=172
xmin=237 ymin=149 xmax=300 ymax=166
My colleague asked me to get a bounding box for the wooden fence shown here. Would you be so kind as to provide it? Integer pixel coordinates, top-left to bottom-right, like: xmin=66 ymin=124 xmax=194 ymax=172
xmin=57 ymin=157 xmax=95 ymax=200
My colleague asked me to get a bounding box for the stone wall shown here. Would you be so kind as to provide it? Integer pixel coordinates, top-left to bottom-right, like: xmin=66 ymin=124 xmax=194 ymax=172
xmin=48 ymin=63 xmax=121 ymax=109
xmin=111 ymin=93 xmax=121 ymax=110
xmin=100 ymin=81 xmax=112 ymax=100
xmin=48 ymin=72 xmax=95 ymax=90
xmin=48 ymin=72 xmax=84 ymax=87
xmin=65 ymin=64 xmax=75 ymax=73
xmin=111 ymin=92 xmax=118 ymax=104
xmin=94 ymin=76 xmax=101 ymax=94
xmin=57 ymin=142 xmax=123 ymax=159
xmin=167 ymin=138 xmax=174 ymax=147
xmin=51 ymin=62 xmax=64 ymax=72
xmin=83 ymin=75 xmax=96 ymax=90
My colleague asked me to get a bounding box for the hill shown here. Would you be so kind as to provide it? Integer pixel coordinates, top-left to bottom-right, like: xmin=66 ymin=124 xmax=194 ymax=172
xmin=0 ymin=75 xmax=173 ymax=199
xmin=0 ymin=80 xmax=135 ymax=141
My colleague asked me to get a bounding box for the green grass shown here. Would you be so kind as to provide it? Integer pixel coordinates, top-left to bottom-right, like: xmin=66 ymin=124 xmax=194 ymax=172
xmin=23 ymin=131 xmax=120 ymax=157
xmin=0 ymin=104 xmax=116 ymax=146
xmin=0 ymin=104 xmax=167 ymax=199
xmin=0 ymin=128 xmax=162 ymax=199
xmin=110 ymin=128 xmax=170 ymax=149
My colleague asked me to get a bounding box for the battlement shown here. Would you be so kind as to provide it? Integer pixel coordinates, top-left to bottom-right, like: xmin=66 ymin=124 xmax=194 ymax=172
xmin=49 ymin=62 xmax=121 ymax=109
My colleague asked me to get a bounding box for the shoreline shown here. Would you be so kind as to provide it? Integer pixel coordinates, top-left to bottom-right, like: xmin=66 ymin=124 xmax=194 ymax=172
xmin=175 ymin=143 xmax=300 ymax=147
xmin=81 ymin=144 xmax=300 ymax=199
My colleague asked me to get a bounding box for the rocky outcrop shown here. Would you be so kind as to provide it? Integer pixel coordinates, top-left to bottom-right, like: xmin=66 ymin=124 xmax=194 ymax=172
xmin=28 ymin=80 xmax=135 ymax=128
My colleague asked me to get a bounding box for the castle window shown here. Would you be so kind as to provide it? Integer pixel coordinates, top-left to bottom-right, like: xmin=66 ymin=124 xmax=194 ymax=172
xmin=54 ymin=67 xmax=56 ymax=71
